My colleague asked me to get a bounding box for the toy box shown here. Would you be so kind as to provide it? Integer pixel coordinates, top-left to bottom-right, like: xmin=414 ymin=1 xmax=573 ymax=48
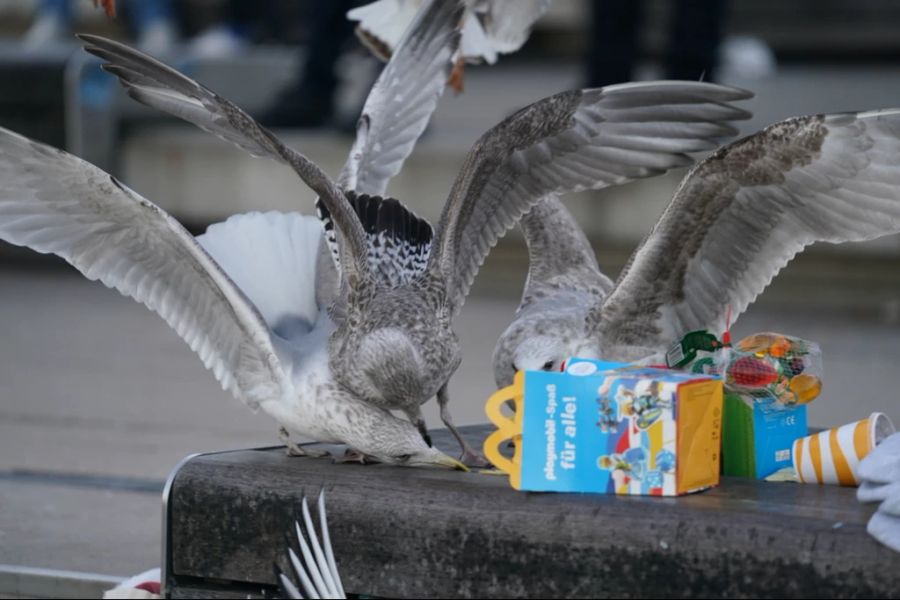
xmin=485 ymin=359 xmax=723 ymax=496
xmin=722 ymin=391 xmax=808 ymax=479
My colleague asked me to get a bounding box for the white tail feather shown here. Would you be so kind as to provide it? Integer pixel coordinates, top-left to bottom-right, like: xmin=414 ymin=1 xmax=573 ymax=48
xmin=197 ymin=212 xmax=323 ymax=343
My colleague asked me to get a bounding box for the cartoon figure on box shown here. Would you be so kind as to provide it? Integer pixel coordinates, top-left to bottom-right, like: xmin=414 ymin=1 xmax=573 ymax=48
xmin=628 ymin=381 xmax=671 ymax=430
xmin=599 ymin=378 xmax=671 ymax=431
xmin=593 ymin=375 xmax=680 ymax=495
xmin=598 ymin=447 xmax=647 ymax=480
xmin=596 ymin=378 xmax=622 ymax=433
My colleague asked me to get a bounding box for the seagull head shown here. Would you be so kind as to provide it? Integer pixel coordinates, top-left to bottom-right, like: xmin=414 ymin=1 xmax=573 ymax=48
xmin=492 ymin=310 xmax=592 ymax=387
xmin=340 ymin=406 xmax=468 ymax=470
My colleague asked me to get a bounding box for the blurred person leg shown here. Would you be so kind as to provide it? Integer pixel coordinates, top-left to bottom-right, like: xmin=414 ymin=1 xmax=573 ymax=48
xmin=666 ymin=0 xmax=728 ymax=82
xmin=585 ymin=0 xmax=644 ymax=88
xmin=24 ymin=0 xmax=73 ymax=47
xmin=260 ymin=0 xmax=361 ymax=129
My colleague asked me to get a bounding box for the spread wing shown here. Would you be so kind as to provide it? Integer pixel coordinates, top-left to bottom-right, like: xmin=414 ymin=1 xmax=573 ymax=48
xmin=429 ymin=81 xmax=753 ymax=316
xmin=79 ymin=33 xmax=371 ymax=286
xmin=338 ymin=0 xmax=464 ymax=196
xmin=594 ymin=109 xmax=900 ymax=356
xmin=0 ymin=127 xmax=293 ymax=410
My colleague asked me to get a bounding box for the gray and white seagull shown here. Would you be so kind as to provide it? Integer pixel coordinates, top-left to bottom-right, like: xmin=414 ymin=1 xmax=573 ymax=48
xmin=1 ymin=0 xmax=469 ymax=470
xmin=64 ymin=18 xmax=751 ymax=466
xmin=494 ymin=108 xmax=900 ymax=387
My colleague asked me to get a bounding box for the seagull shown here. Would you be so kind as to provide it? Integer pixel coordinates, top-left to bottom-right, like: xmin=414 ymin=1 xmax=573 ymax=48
xmin=858 ymin=432 xmax=900 ymax=552
xmin=492 ymin=195 xmax=615 ymax=386
xmin=77 ymin=24 xmax=752 ymax=465
xmin=493 ymin=108 xmax=900 ymax=387
xmin=1 ymin=0 xmax=469 ymax=469
xmin=348 ymin=0 xmax=553 ymax=91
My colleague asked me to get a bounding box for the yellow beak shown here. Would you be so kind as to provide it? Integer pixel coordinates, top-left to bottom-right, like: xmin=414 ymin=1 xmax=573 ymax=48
xmin=432 ymin=452 xmax=470 ymax=472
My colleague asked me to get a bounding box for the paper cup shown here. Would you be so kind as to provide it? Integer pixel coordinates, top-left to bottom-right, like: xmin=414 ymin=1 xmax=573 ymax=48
xmin=792 ymin=412 xmax=896 ymax=486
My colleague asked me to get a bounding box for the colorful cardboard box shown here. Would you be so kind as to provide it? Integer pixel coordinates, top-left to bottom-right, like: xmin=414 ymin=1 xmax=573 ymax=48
xmin=485 ymin=359 xmax=724 ymax=496
xmin=722 ymin=391 xmax=808 ymax=479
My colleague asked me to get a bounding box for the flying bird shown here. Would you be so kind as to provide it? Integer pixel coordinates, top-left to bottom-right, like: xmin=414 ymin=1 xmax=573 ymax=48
xmin=77 ymin=17 xmax=751 ymax=465
xmin=348 ymin=0 xmax=553 ymax=91
xmin=493 ymin=108 xmax=900 ymax=387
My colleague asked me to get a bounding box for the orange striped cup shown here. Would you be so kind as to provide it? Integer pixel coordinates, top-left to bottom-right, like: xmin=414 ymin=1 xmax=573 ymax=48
xmin=792 ymin=413 xmax=896 ymax=486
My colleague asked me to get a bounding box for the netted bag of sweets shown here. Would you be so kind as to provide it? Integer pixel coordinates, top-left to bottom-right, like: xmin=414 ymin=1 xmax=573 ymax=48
xmin=683 ymin=332 xmax=823 ymax=407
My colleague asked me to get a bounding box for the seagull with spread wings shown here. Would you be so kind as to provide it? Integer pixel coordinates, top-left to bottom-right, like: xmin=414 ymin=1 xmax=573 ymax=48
xmin=2 ymin=0 xmax=468 ymax=469
xmin=66 ymin=4 xmax=753 ymax=466
xmin=493 ymin=108 xmax=900 ymax=387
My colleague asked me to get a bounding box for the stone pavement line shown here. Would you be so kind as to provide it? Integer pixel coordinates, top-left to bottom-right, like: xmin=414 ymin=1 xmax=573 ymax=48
xmin=0 ymin=564 xmax=123 ymax=599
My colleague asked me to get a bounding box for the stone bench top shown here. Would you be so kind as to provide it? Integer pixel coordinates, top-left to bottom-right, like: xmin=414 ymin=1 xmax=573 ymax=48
xmin=164 ymin=424 xmax=899 ymax=598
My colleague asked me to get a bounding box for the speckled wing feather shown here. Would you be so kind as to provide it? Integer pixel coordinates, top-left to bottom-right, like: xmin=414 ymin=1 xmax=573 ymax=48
xmin=0 ymin=127 xmax=292 ymax=410
xmin=594 ymin=109 xmax=900 ymax=357
xmin=517 ymin=195 xmax=613 ymax=312
xmin=338 ymin=0 xmax=464 ymax=196
xmin=430 ymin=81 xmax=753 ymax=316
xmin=316 ymin=192 xmax=433 ymax=288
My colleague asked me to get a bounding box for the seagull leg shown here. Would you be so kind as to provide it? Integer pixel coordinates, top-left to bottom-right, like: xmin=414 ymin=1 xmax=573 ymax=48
xmin=404 ymin=408 xmax=433 ymax=447
xmin=437 ymin=384 xmax=490 ymax=468
xmin=333 ymin=448 xmax=379 ymax=465
xmin=278 ymin=426 xmax=329 ymax=458
xmin=448 ymin=55 xmax=465 ymax=93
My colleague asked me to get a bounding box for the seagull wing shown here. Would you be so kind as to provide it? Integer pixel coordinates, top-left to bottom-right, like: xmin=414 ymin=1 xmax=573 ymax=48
xmin=0 ymin=127 xmax=293 ymax=410
xmin=594 ymin=109 xmax=900 ymax=356
xmin=429 ymin=81 xmax=753 ymax=316
xmin=79 ymin=34 xmax=280 ymax=160
xmin=338 ymin=0 xmax=464 ymax=196
xmin=517 ymin=195 xmax=613 ymax=311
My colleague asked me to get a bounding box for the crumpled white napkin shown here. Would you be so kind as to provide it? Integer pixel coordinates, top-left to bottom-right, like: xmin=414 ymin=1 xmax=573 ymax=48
xmin=103 ymin=568 xmax=161 ymax=599
xmin=858 ymin=432 xmax=900 ymax=552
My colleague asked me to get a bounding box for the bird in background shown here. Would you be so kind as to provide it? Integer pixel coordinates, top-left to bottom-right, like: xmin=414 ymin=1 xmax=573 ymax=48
xmin=493 ymin=107 xmax=900 ymax=388
xmin=348 ymin=0 xmax=553 ymax=91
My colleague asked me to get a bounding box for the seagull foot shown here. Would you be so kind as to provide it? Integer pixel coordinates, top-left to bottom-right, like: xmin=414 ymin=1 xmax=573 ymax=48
xmin=332 ymin=449 xmax=378 ymax=465
xmin=278 ymin=426 xmax=328 ymax=458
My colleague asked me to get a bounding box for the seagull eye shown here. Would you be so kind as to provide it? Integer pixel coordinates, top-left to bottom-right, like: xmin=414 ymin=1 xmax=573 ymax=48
xmin=394 ymin=453 xmax=411 ymax=462
xmin=542 ymin=360 xmax=555 ymax=371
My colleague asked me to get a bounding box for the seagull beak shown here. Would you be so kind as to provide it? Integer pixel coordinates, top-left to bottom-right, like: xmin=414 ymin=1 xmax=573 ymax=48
xmin=418 ymin=449 xmax=469 ymax=472
xmin=436 ymin=454 xmax=470 ymax=472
